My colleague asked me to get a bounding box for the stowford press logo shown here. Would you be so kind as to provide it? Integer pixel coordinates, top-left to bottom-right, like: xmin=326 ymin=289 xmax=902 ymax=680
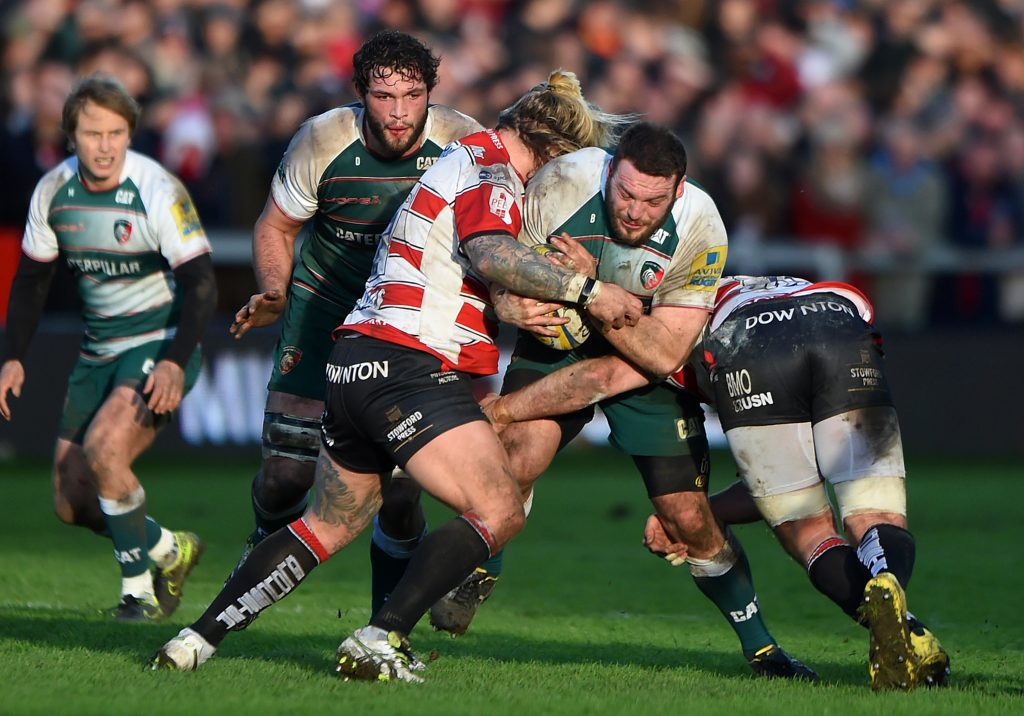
xmin=113 ymin=219 xmax=133 ymax=244
xmin=640 ymin=261 xmax=664 ymax=289
xmin=279 ymin=346 xmax=302 ymax=375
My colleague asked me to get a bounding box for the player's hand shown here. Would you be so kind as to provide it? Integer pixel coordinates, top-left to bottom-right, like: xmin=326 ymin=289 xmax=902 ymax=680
xmin=479 ymin=392 xmax=511 ymax=433
xmin=144 ymin=359 xmax=185 ymax=415
xmin=230 ymin=290 xmax=286 ymax=339
xmin=549 ymin=233 xmax=597 ymax=278
xmin=492 ymin=287 xmax=568 ymax=337
xmin=584 ymin=281 xmax=642 ymax=330
xmin=643 ymin=513 xmax=689 ymax=567
xmin=0 ymin=360 xmax=25 ymax=421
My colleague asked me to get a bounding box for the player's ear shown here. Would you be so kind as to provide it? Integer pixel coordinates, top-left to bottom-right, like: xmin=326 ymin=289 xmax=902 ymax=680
xmin=675 ymin=175 xmax=686 ymax=199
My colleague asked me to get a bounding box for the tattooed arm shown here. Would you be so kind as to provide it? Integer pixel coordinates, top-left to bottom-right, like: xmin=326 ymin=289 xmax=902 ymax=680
xmin=464 ymin=233 xmax=642 ymax=329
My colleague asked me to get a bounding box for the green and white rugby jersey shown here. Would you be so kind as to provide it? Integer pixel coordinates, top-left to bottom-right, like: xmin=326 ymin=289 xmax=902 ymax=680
xmin=22 ymin=150 xmax=212 ymax=359
xmin=521 ymin=147 xmax=728 ymax=313
xmin=272 ymin=103 xmax=482 ymax=310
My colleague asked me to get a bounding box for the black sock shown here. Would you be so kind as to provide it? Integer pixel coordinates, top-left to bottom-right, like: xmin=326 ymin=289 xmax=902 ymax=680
xmin=806 ymin=537 xmax=872 ymax=622
xmin=191 ymin=520 xmax=327 ymax=647
xmin=857 ymin=523 xmax=916 ymax=588
xmin=371 ymin=516 xmax=491 ymax=635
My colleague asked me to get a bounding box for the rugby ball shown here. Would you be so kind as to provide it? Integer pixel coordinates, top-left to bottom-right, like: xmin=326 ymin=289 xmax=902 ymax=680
xmin=531 ymin=244 xmax=592 ymax=351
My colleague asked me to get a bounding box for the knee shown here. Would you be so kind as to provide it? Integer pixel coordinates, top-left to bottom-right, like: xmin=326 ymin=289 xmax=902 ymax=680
xmin=82 ymin=438 xmax=118 ymax=480
xmin=255 ymin=457 xmax=315 ymax=507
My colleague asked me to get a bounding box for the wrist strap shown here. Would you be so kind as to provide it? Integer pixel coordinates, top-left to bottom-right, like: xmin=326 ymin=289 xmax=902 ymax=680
xmin=579 ymin=278 xmax=602 ymax=308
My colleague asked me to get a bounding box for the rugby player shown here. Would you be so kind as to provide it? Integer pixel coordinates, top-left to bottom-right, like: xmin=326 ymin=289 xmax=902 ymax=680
xmin=152 ymin=69 xmax=641 ymax=681
xmin=445 ymin=122 xmax=815 ymax=680
xmin=222 ymin=30 xmax=483 ymax=613
xmin=489 ymin=274 xmax=951 ymax=690
xmin=0 ymin=75 xmax=214 ymax=620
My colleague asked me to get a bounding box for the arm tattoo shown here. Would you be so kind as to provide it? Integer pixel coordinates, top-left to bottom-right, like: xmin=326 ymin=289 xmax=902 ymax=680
xmin=309 ymin=453 xmax=382 ymax=531
xmin=465 ymin=234 xmax=580 ymax=302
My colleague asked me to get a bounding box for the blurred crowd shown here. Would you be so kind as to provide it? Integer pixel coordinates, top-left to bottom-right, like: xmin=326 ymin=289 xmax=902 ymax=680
xmin=2 ymin=0 xmax=1023 ymax=329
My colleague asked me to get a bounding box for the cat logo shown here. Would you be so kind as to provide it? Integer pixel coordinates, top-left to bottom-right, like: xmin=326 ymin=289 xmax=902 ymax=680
xmin=279 ymin=346 xmax=302 ymax=375
xmin=417 ymin=157 xmax=438 ymax=171
xmin=640 ymin=261 xmax=664 ymax=289
xmin=113 ymin=219 xmax=133 ymax=244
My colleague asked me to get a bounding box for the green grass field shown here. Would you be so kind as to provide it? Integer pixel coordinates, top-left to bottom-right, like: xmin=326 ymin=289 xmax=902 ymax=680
xmin=0 ymin=448 xmax=1021 ymax=715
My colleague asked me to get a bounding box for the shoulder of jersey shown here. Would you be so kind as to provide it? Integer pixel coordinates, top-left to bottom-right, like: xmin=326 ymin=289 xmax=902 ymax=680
xmin=530 ymin=147 xmax=607 ymax=198
xmin=427 ymin=105 xmax=484 ymax=144
xmin=677 ymin=177 xmax=718 ymax=213
xmin=302 ymin=104 xmax=362 ymax=149
xmin=126 ymin=150 xmax=191 ymax=201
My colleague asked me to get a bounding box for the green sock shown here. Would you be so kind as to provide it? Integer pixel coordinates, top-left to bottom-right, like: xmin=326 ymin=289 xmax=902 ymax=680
xmin=99 ymin=489 xmax=150 ymax=579
xmin=480 ymin=550 xmax=504 ymax=576
xmin=144 ymin=517 xmax=163 ymax=550
xmin=690 ymin=536 xmax=775 ymax=659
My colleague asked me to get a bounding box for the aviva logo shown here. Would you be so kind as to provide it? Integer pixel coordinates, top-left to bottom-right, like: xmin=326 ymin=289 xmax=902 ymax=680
xmin=686 ymin=247 xmax=726 ymax=291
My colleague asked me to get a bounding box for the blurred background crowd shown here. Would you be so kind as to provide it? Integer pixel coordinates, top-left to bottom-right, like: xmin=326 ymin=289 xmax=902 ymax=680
xmin=1 ymin=0 xmax=1023 ymax=331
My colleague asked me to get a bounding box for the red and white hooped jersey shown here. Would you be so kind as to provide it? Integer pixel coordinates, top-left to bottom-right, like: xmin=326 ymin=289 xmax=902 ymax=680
xmin=341 ymin=130 xmax=524 ymax=376
xmin=669 ymin=275 xmax=875 ymax=396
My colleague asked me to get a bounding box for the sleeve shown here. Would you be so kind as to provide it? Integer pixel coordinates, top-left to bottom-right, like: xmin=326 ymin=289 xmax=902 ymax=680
xmin=454 ymin=164 xmax=522 ymax=243
xmin=21 ymin=175 xmax=61 ymax=262
xmin=150 ymin=175 xmax=213 ymax=268
xmin=652 ymin=193 xmax=729 ymax=310
xmin=163 ymin=253 xmax=217 ymax=367
xmin=270 ymin=119 xmax=323 ymax=222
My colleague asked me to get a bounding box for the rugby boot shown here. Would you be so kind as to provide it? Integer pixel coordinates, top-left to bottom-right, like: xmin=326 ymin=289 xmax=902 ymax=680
xmin=153 ymin=531 xmax=205 ymax=618
xmin=336 ymin=626 xmax=424 ymax=683
xmin=108 ymin=594 xmax=163 ymax=622
xmin=908 ymin=619 xmax=951 ymax=687
xmin=151 ymin=628 xmax=217 ymax=671
xmin=860 ymin=573 xmax=918 ymax=691
xmin=429 ymin=567 xmax=498 ymax=637
xmin=747 ymin=644 xmax=820 ymax=681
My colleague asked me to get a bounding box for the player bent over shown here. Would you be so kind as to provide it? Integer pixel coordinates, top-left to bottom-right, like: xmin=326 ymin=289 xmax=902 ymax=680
xmin=151 ymin=70 xmax=640 ymax=681
xmin=440 ymin=123 xmax=816 ymax=679
xmin=0 ymin=75 xmax=215 ymax=620
xmin=495 ymin=275 xmax=950 ymax=690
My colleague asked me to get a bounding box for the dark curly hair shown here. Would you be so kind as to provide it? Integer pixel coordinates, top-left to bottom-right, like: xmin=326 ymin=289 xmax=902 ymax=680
xmin=610 ymin=121 xmax=688 ymax=180
xmin=352 ymin=30 xmax=440 ymax=97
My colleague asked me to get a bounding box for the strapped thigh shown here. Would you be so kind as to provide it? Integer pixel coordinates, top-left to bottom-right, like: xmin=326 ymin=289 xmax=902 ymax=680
xmin=262 ymin=412 xmax=321 ymax=463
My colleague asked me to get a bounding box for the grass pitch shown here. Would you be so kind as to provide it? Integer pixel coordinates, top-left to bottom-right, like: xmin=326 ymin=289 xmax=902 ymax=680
xmin=0 ymin=448 xmax=1021 ymax=715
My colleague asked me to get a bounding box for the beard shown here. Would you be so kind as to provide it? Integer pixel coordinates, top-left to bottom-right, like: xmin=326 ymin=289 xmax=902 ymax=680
xmin=604 ymin=193 xmax=674 ymax=246
xmin=364 ymin=110 xmax=428 ymax=159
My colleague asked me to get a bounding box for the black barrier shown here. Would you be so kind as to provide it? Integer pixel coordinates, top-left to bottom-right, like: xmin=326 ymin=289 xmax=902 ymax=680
xmin=0 ymin=322 xmax=1021 ymax=459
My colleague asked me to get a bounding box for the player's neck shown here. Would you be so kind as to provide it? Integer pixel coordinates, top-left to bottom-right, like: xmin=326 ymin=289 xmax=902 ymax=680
xmin=497 ymin=128 xmax=541 ymax=183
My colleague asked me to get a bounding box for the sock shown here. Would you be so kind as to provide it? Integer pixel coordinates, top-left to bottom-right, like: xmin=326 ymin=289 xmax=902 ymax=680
xmin=372 ymin=513 xmax=493 ymax=635
xmin=252 ymin=477 xmax=308 ymax=536
xmin=370 ymin=516 xmax=428 ymax=614
xmin=688 ymin=530 xmax=775 ymax=659
xmin=857 ymin=523 xmax=916 ymax=588
xmin=99 ymin=488 xmax=153 ymax=596
xmin=147 ymin=521 xmax=180 ymax=569
xmin=190 ymin=518 xmax=328 ymax=647
xmin=480 ymin=551 xmax=504 ymax=576
xmin=805 ymin=536 xmax=871 ymax=622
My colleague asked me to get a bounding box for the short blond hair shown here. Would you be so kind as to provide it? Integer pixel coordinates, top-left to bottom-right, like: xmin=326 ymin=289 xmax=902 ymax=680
xmin=496 ymin=69 xmax=634 ymax=164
